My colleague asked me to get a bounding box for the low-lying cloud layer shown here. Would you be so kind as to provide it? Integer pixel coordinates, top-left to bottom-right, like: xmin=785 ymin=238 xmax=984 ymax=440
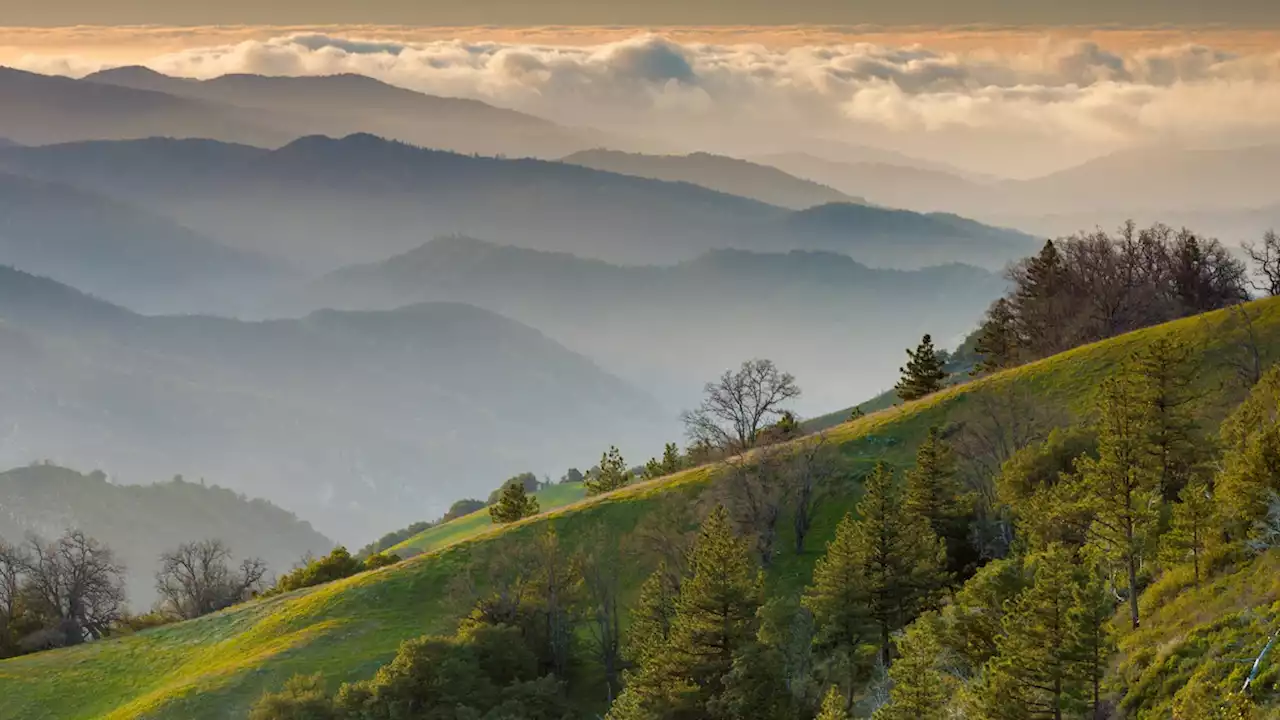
xmin=8 ymin=28 xmax=1280 ymax=176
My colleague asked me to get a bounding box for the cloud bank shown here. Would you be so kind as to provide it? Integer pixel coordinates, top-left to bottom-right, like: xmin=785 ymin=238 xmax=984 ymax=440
xmin=9 ymin=29 xmax=1280 ymax=176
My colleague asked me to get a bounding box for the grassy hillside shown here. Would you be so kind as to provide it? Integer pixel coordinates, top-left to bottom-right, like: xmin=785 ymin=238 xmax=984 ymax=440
xmin=385 ymin=482 xmax=587 ymax=558
xmin=2 ymin=298 xmax=1279 ymax=719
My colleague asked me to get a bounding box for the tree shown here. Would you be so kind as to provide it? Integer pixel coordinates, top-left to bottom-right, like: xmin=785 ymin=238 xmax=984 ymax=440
xmin=682 ymin=359 xmax=801 ymax=453
xmin=966 ymin=547 xmax=1111 ymax=720
xmin=1162 ymin=477 xmax=1213 ymax=585
xmin=789 ymin=433 xmax=836 ymax=555
xmin=1130 ymin=337 xmax=1203 ymax=501
xmin=561 ymin=468 xmax=585 ymax=485
xmin=852 ymin=463 xmax=947 ymax=665
xmin=489 ymin=481 xmax=541 ymax=524
xmin=1010 ymin=239 xmax=1073 ymax=357
xmin=1075 ymin=372 xmax=1161 ymax=630
xmin=586 ymin=446 xmax=632 ymax=496
xmin=623 ymin=564 xmax=678 ymax=671
xmin=904 ymin=427 xmax=973 ymax=578
xmin=274 ymin=547 xmax=365 ymax=593
xmin=804 ymin=512 xmax=873 ymax=703
xmin=442 ymin=499 xmax=486 ymax=522
xmin=973 ymin=297 xmax=1020 ymax=374
xmin=582 ymin=541 xmax=624 ymax=703
xmin=817 ymin=686 xmax=851 ymax=720
xmin=155 ymin=539 xmax=268 ymax=620
xmin=611 ymin=506 xmax=762 ymax=719
xmin=487 ymin=472 xmax=540 ymax=504
xmin=720 ymin=446 xmax=789 ymax=568
xmin=0 ymin=539 xmax=26 ymax=656
xmin=873 ymin=616 xmax=956 ymax=720
xmin=895 ymin=334 xmax=948 ymax=402
xmin=249 ymin=673 xmax=337 ymax=720
xmin=643 ymin=443 xmax=685 ymax=481
xmin=1215 ymin=365 xmax=1280 ymax=540
xmin=21 ymin=530 xmax=126 ymax=646
xmin=1244 ymin=229 xmax=1280 ymax=297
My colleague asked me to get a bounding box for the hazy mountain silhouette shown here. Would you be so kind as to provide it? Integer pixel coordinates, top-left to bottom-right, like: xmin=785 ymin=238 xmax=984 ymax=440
xmin=754 ymin=152 xmax=989 ymax=212
xmin=562 ymin=148 xmax=862 ymax=209
xmin=84 ymin=66 xmax=604 ymax=158
xmin=0 ymin=66 xmax=289 ymax=147
xmin=0 ymin=134 xmax=1036 ymax=273
xmin=0 ymin=266 xmax=664 ymax=542
xmin=0 ymin=172 xmax=283 ymax=314
xmin=295 ymin=235 xmax=1006 ymax=413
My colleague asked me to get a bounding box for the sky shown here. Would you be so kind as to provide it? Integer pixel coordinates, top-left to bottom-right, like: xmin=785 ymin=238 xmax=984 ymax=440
xmin=4 ymin=0 xmax=1280 ymax=26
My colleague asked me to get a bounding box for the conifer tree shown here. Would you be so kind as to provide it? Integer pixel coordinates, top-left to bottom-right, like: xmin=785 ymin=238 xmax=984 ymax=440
xmin=895 ymin=335 xmax=949 ymax=402
xmin=587 ymin=446 xmax=632 ymax=496
xmin=873 ymin=615 xmax=955 ymax=720
xmin=1130 ymin=337 xmax=1202 ymax=501
xmin=966 ymin=546 xmax=1103 ymax=720
xmin=973 ymin=297 xmax=1020 ymax=374
xmin=1067 ymin=572 xmax=1114 ymax=718
xmin=643 ymin=443 xmax=684 ymax=481
xmin=610 ymin=506 xmax=761 ymax=719
xmin=1076 ymin=373 xmax=1160 ymax=630
xmin=489 ymin=481 xmax=540 ymax=524
xmin=904 ymin=427 xmax=972 ymax=577
xmin=816 ymin=686 xmax=851 ymax=720
xmin=1215 ymin=365 xmax=1280 ymax=539
xmin=803 ymin=512 xmax=872 ymax=701
xmin=1161 ymin=477 xmax=1214 ymax=585
xmin=623 ymin=564 xmax=677 ymax=669
xmin=1010 ymin=239 xmax=1072 ymax=357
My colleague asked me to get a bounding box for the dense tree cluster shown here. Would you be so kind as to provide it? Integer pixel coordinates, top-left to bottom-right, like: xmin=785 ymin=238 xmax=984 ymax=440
xmin=974 ymin=223 xmax=1248 ymax=372
xmin=0 ymin=530 xmax=127 ymax=658
xmin=271 ymin=546 xmax=396 ymax=594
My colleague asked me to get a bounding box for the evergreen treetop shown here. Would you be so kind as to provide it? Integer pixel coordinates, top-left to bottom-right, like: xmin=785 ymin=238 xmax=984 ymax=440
xmin=895 ymin=334 xmax=948 ymax=402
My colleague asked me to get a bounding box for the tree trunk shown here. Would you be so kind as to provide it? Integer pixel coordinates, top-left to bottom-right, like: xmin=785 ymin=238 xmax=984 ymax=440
xmin=1127 ymin=552 xmax=1140 ymax=629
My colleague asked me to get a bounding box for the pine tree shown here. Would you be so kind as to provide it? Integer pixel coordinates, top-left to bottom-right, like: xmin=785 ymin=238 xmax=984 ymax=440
xmin=587 ymin=446 xmax=632 ymax=496
xmin=1011 ymin=239 xmax=1072 ymax=357
xmin=966 ymin=546 xmax=1101 ymax=720
xmin=610 ymin=506 xmax=761 ymax=719
xmin=804 ymin=512 xmax=873 ymax=699
xmin=623 ymin=565 xmax=677 ymax=669
xmin=644 ymin=443 xmax=684 ymax=481
xmin=904 ymin=427 xmax=972 ymax=577
xmin=1066 ymin=572 xmax=1114 ymax=719
xmin=1076 ymin=372 xmax=1160 ymax=630
xmin=895 ymin=335 xmax=949 ymax=402
xmin=1130 ymin=337 xmax=1202 ymax=501
xmin=973 ymin=297 xmax=1020 ymax=374
xmin=1215 ymin=365 xmax=1280 ymax=540
xmin=816 ymin=686 xmax=850 ymax=720
xmin=489 ymin=481 xmax=540 ymax=524
xmin=873 ymin=616 xmax=955 ymax=720
xmin=1162 ymin=477 xmax=1214 ymax=585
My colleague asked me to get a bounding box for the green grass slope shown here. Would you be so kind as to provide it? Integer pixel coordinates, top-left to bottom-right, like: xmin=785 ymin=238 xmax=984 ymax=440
xmin=2 ymin=299 xmax=1279 ymax=719
xmin=385 ymin=482 xmax=587 ymax=558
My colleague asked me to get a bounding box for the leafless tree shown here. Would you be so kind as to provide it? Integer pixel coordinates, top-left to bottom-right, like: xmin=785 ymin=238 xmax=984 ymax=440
xmin=1245 ymin=230 xmax=1280 ymax=297
xmin=155 ymin=539 xmax=268 ymax=620
xmin=788 ymin=433 xmax=838 ymax=555
xmin=717 ymin=444 xmax=791 ymax=568
xmin=1218 ymin=303 xmax=1269 ymax=391
xmin=580 ymin=531 xmax=623 ymax=703
xmin=22 ymin=530 xmax=126 ymax=646
xmin=682 ymin=359 xmax=801 ymax=453
xmin=0 ymin=538 xmax=27 ymax=652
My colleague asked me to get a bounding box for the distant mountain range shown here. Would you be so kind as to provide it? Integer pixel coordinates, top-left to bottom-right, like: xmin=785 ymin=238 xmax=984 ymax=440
xmin=0 ymin=134 xmax=1036 ymax=274
xmin=0 ymin=266 xmax=664 ymax=542
xmin=0 ymin=465 xmax=333 ymax=606
xmin=0 ymin=172 xmax=282 ymax=314
xmin=0 ymin=66 xmax=600 ymax=159
xmin=561 ymin=149 xmax=862 ymax=209
xmin=292 ymin=235 xmax=1006 ymax=413
xmin=757 ymin=145 xmax=1280 ymax=244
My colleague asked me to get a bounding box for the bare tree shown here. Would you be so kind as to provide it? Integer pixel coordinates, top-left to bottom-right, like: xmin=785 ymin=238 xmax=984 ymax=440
xmin=0 ymin=538 xmax=27 ymax=653
xmin=1245 ymin=230 xmax=1280 ymax=297
xmin=788 ymin=433 xmax=837 ymax=555
xmin=580 ymin=532 xmax=624 ymax=703
xmin=156 ymin=539 xmax=268 ymax=620
xmin=682 ymin=359 xmax=801 ymax=453
xmin=22 ymin=530 xmax=126 ymax=646
xmin=717 ymin=444 xmax=791 ymax=568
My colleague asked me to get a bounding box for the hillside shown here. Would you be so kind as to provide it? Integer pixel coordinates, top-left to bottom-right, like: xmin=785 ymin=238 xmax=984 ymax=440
xmin=0 ymin=135 xmax=1037 ymax=273
xmin=561 ymin=149 xmax=860 ymax=209
xmin=0 ymin=266 xmax=665 ymax=543
xmin=0 ymin=465 xmax=332 ymax=607
xmin=293 ymin=235 xmax=1005 ymax=413
xmin=0 ymin=172 xmax=283 ymax=314
xmin=3 ymin=296 xmax=1277 ymax=719
xmin=83 ymin=67 xmax=598 ymax=159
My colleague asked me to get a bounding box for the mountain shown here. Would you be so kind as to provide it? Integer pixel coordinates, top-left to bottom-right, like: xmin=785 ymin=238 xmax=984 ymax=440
xmin=0 ymin=172 xmax=283 ymax=314
xmin=0 ymin=135 xmax=1037 ymax=273
xmin=753 ymin=152 xmax=990 ymax=213
xmin=561 ymin=148 xmax=861 ymax=209
xmin=4 ymin=293 xmax=1277 ymax=719
xmin=83 ymin=66 xmax=600 ymax=158
xmin=0 ymin=266 xmax=664 ymax=542
xmin=293 ymin=235 xmax=1006 ymax=413
xmin=0 ymin=465 xmax=332 ymax=607
xmin=0 ymin=66 xmax=288 ymax=147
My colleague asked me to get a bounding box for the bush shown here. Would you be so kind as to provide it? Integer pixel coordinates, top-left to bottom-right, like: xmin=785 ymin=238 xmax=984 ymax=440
xmin=249 ymin=674 xmax=337 ymax=720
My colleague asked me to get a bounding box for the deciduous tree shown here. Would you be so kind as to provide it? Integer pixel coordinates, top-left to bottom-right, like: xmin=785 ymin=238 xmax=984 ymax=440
xmin=682 ymin=359 xmax=801 ymax=453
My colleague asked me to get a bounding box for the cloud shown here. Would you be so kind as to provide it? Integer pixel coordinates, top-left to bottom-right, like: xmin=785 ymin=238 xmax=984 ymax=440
xmin=9 ymin=29 xmax=1280 ymax=176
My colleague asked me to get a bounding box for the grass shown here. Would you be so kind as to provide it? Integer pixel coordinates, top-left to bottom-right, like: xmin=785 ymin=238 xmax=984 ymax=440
xmin=384 ymin=482 xmax=587 ymax=558
xmin=4 ymin=298 xmax=1280 ymax=719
